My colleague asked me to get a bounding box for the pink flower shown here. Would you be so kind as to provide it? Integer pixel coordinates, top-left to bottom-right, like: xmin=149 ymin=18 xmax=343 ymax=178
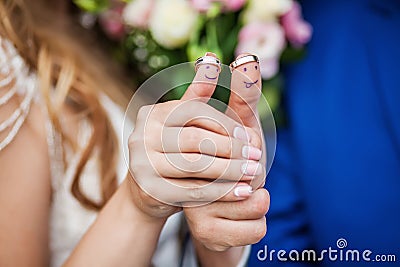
xmin=259 ymin=58 xmax=279 ymax=80
xmin=99 ymin=7 xmax=125 ymax=40
xmin=191 ymin=0 xmax=213 ymax=12
xmin=222 ymin=0 xmax=246 ymax=12
xmin=281 ymin=2 xmax=312 ymax=48
xmin=123 ymin=0 xmax=154 ymax=29
xmin=236 ymin=22 xmax=286 ymax=79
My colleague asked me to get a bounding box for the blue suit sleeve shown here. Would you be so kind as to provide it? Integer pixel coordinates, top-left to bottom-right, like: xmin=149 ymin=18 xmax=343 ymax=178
xmin=248 ymin=130 xmax=314 ymax=267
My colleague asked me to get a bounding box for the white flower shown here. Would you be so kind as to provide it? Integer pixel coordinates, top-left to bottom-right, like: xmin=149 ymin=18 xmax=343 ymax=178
xmin=149 ymin=0 xmax=199 ymax=49
xmin=123 ymin=0 xmax=154 ymax=29
xmin=243 ymin=0 xmax=293 ymax=23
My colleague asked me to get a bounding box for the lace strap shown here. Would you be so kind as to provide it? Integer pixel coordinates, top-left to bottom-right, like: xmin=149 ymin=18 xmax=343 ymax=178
xmin=0 ymin=37 xmax=35 ymax=151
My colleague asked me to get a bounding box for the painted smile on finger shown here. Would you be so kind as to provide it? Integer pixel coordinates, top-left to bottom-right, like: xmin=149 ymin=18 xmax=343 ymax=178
xmin=205 ymin=74 xmax=218 ymax=80
xmin=244 ymin=80 xmax=259 ymax=88
xmin=205 ymin=66 xmax=219 ymax=80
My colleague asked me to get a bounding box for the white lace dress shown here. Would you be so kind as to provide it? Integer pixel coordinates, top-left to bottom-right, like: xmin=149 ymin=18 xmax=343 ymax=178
xmin=0 ymin=37 xmax=250 ymax=267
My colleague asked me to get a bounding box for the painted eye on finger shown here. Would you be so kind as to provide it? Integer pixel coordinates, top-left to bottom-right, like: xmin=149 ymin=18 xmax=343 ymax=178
xmin=205 ymin=65 xmax=218 ymax=71
xmin=243 ymin=63 xmax=259 ymax=72
xmin=229 ymin=54 xmax=259 ymax=73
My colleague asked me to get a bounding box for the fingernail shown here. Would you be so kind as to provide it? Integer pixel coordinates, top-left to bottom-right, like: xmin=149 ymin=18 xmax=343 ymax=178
xmin=205 ymin=52 xmax=217 ymax=58
xmin=241 ymin=162 xmax=262 ymax=176
xmin=234 ymin=127 xmax=250 ymax=142
xmin=234 ymin=185 xmax=253 ymax=197
xmin=242 ymin=146 xmax=262 ymax=160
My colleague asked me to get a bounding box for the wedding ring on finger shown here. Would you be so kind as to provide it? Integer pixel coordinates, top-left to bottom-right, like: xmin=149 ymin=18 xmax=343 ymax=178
xmin=195 ymin=55 xmax=221 ymax=73
xmin=229 ymin=54 xmax=259 ymax=73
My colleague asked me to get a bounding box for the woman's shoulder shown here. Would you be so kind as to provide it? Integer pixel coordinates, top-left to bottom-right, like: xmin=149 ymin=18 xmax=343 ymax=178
xmin=0 ymin=34 xmax=52 ymax=188
xmin=0 ymin=37 xmax=52 ymax=265
xmin=0 ymin=35 xmax=53 ymax=257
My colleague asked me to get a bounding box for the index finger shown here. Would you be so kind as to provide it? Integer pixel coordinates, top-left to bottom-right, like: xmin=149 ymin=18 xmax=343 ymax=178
xmin=159 ymin=100 xmax=251 ymax=142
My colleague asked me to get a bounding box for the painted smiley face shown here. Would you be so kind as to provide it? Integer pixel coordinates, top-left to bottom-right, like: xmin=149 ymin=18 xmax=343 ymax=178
xmin=241 ymin=63 xmax=259 ymax=88
xmin=204 ymin=65 xmax=219 ymax=80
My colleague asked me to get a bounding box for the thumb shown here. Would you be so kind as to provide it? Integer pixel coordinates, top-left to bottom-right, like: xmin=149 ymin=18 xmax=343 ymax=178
xmin=181 ymin=52 xmax=221 ymax=102
xmin=226 ymin=53 xmax=262 ymax=128
xmin=227 ymin=54 xmax=266 ymax=190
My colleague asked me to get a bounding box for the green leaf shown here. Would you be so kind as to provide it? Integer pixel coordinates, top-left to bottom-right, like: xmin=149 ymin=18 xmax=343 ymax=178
xmin=206 ymin=2 xmax=222 ymax=19
xmin=73 ymin=0 xmax=109 ymax=13
xmin=280 ymin=46 xmax=307 ymax=63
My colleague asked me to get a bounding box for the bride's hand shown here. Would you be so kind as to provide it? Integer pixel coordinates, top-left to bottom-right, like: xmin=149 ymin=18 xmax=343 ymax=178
xmin=127 ymin=55 xmax=263 ymax=220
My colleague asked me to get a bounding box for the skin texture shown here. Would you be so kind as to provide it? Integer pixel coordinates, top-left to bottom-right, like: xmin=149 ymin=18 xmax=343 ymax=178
xmin=0 ymin=77 xmax=51 ymax=266
xmin=0 ymin=52 xmax=269 ymax=266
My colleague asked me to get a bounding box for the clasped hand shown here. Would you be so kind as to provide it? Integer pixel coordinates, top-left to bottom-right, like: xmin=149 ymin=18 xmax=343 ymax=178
xmin=128 ymin=53 xmax=270 ymax=253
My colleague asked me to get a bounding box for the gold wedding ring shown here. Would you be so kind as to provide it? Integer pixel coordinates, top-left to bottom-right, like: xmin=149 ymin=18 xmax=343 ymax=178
xmin=229 ymin=54 xmax=259 ymax=73
xmin=195 ymin=55 xmax=221 ymax=72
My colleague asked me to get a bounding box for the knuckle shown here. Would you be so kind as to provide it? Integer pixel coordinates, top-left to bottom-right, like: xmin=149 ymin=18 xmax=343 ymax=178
xmin=128 ymin=128 xmax=146 ymax=147
xmin=248 ymin=128 xmax=262 ymax=149
xmin=152 ymin=101 xmax=175 ymax=117
xmin=188 ymin=187 xmax=206 ymax=201
xmin=182 ymin=128 xmax=201 ymax=147
xmin=129 ymin=158 xmax=148 ymax=177
xmin=137 ymin=104 xmax=153 ymax=120
xmin=128 ymin=142 xmax=140 ymax=162
xmin=191 ymin=221 xmax=211 ymax=241
xmin=128 ymin=133 xmax=139 ymax=150
xmin=218 ymin=136 xmax=233 ymax=158
xmin=251 ymin=190 xmax=270 ymax=217
xmin=205 ymin=244 xmax=228 ymax=252
xmin=251 ymin=219 xmax=267 ymax=244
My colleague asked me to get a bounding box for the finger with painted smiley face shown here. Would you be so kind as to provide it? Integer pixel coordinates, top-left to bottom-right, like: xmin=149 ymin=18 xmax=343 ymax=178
xmin=227 ymin=53 xmax=262 ymax=128
xmin=230 ymin=54 xmax=261 ymax=90
xmin=195 ymin=52 xmax=221 ymax=82
xmin=181 ymin=52 xmax=221 ymax=102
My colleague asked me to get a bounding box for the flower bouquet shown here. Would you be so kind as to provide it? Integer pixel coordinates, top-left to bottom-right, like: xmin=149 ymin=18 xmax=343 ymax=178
xmin=74 ymin=0 xmax=312 ymax=121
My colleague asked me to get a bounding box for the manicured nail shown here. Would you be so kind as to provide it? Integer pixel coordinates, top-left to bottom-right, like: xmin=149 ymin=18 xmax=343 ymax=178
xmin=205 ymin=52 xmax=217 ymax=58
xmin=241 ymin=162 xmax=262 ymax=176
xmin=233 ymin=127 xmax=250 ymax=142
xmin=234 ymin=185 xmax=253 ymax=197
xmin=242 ymin=146 xmax=262 ymax=160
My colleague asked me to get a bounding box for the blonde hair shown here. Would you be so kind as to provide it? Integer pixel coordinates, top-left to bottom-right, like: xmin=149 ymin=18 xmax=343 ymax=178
xmin=0 ymin=0 xmax=133 ymax=210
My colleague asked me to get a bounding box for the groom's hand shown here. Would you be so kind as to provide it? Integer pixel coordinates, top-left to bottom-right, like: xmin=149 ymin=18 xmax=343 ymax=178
xmin=181 ymin=53 xmax=269 ymax=265
xmin=226 ymin=53 xmax=266 ymax=189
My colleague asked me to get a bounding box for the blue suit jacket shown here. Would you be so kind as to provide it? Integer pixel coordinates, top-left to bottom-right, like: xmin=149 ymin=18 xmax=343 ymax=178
xmin=249 ymin=0 xmax=400 ymax=266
